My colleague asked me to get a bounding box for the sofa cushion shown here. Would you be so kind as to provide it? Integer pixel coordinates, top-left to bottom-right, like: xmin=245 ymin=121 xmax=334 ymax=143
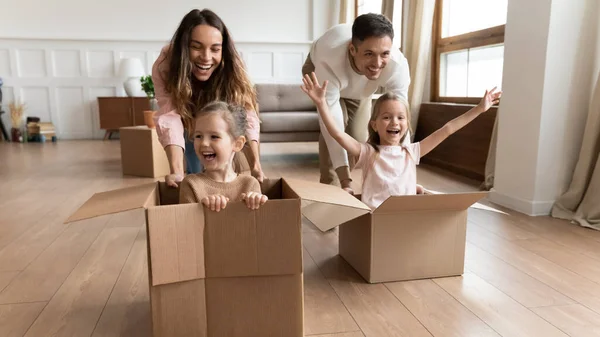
xmin=260 ymin=112 xmax=320 ymax=133
xmin=256 ymin=83 xmax=316 ymax=112
xmin=260 ymin=132 xmax=320 ymax=143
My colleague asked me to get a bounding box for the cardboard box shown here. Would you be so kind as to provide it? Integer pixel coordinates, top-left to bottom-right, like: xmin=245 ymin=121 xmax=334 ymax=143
xmin=119 ymin=126 xmax=170 ymax=178
xmin=302 ymin=191 xmax=487 ymax=283
xmin=64 ymin=178 xmax=365 ymax=336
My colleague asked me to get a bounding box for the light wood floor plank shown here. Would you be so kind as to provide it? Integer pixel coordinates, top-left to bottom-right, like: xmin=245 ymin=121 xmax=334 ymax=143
xmin=514 ymin=237 xmax=600 ymax=285
xmin=467 ymin=224 xmax=600 ymax=314
xmin=435 ymin=273 xmax=569 ymax=337
xmin=476 ymin=200 xmax=600 ymax=244
xmin=303 ymin=230 xmax=433 ymax=337
xmin=0 ymin=272 xmax=19 ymax=293
xmin=308 ymin=332 xmax=365 ymax=337
xmin=302 ymin=246 xmax=359 ymax=336
xmin=0 ymin=214 xmax=113 ymax=304
xmin=0 ymin=219 xmax=68 ymax=272
xmin=91 ymin=228 xmax=151 ymax=337
xmin=467 ymin=210 xmax=537 ymax=241
xmin=23 ymin=227 xmax=139 ymax=337
xmin=0 ymin=182 xmax=123 ymax=273
xmin=465 ymin=242 xmax=574 ymax=308
xmin=532 ymin=304 xmax=600 ymax=337
xmin=386 ymin=279 xmax=501 ymax=337
xmin=0 ymin=302 xmax=46 ymax=337
xmin=471 ymin=208 xmax=600 ymax=262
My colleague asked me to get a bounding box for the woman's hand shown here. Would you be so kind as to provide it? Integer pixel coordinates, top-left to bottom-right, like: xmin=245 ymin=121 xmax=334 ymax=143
xmin=247 ymin=141 xmax=266 ymax=183
xmin=241 ymin=191 xmax=268 ymax=210
xmin=165 ymin=173 xmax=184 ymax=188
xmin=201 ymin=194 xmax=230 ymax=212
xmin=251 ymin=165 xmax=266 ymax=183
xmin=164 ymin=145 xmax=185 ymax=188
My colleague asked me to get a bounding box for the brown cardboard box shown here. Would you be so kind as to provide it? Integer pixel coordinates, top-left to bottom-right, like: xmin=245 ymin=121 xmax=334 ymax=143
xmin=119 ymin=126 xmax=170 ymax=178
xmin=302 ymin=191 xmax=488 ymax=283
xmin=64 ymin=178 xmax=366 ymax=336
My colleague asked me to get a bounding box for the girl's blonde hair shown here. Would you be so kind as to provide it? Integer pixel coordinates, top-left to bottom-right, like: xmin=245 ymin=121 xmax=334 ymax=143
xmin=195 ymin=101 xmax=248 ymax=141
xmin=367 ymin=92 xmax=412 ymax=151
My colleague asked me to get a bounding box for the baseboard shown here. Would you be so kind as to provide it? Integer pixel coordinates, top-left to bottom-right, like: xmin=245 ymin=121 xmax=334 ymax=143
xmin=489 ymin=189 xmax=555 ymax=216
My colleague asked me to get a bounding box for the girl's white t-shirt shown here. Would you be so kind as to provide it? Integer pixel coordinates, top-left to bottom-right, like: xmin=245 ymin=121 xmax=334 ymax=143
xmin=355 ymin=142 xmax=421 ymax=210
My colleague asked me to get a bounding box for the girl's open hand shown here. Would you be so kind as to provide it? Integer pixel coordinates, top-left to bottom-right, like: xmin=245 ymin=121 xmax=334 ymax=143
xmin=241 ymin=191 xmax=268 ymax=210
xmin=301 ymin=72 xmax=328 ymax=106
xmin=477 ymin=87 xmax=502 ymax=112
xmin=201 ymin=194 xmax=229 ymax=212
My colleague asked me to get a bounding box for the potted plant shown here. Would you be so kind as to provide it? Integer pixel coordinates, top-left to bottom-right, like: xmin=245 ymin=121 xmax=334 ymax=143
xmin=140 ymin=75 xmax=158 ymax=128
xmin=9 ymin=100 xmax=26 ymax=142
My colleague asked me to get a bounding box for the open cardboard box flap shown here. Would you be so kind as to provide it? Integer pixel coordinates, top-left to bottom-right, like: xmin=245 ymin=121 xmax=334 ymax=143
xmin=283 ymin=178 xmax=371 ymax=210
xmin=65 ymin=182 xmax=158 ymax=223
xmin=65 ymin=178 xmax=371 ymax=224
xmin=64 ymin=178 xmax=487 ymax=236
xmin=304 ymin=189 xmax=489 ymax=232
xmin=283 ymin=178 xmax=373 ymax=232
xmin=373 ymin=191 xmax=488 ymax=214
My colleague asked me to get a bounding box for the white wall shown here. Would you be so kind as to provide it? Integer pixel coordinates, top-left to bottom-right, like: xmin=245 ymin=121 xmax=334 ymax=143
xmin=0 ymin=0 xmax=314 ymax=43
xmin=490 ymin=0 xmax=552 ymax=211
xmin=490 ymin=0 xmax=600 ymax=215
xmin=534 ymin=0 xmax=599 ymax=204
xmin=0 ymin=0 xmax=332 ymax=139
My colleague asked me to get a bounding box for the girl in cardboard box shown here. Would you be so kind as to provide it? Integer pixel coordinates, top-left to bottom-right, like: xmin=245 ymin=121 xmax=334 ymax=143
xmin=179 ymin=101 xmax=268 ymax=212
xmin=301 ymin=72 xmax=502 ymax=210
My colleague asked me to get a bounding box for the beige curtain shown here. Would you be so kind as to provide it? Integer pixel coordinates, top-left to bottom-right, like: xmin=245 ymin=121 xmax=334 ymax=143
xmin=401 ymin=0 xmax=436 ymax=136
xmin=381 ymin=0 xmax=403 ymax=48
xmin=338 ymin=0 xmax=355 ymax=24
xmin=381 ymin=0 xmax=395 ymax=21
xmin=551 ymin=72 xmax=600 ymax=230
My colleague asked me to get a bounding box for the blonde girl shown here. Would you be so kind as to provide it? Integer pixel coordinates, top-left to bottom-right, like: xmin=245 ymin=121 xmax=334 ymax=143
xmin=301 ymin=72 xmax=501 ymax=209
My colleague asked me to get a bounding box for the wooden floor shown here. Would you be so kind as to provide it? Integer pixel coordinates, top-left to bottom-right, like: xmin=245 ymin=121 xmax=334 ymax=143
xmin=1 ymin=140 xmax=600 ymax=337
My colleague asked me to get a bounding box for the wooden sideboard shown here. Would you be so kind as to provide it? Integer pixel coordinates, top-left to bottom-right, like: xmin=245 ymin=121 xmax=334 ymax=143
xmin=414 ymin=102 xmax=497 ymax=181
xmin=98 ymin=97 xmax=151 ymax=140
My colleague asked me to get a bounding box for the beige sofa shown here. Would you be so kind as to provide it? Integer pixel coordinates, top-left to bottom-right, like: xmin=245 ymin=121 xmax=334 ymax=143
xmin=256 ymin=83 xmax=320 ymax=142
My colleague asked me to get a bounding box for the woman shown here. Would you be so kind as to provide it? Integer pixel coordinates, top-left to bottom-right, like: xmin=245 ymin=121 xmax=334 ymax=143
xmin=152 ymin=9 xmax=264 ymax=187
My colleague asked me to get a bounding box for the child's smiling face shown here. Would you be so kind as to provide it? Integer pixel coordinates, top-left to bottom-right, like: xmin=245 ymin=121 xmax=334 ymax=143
xmin=193 ymin=112 xmax=243 ymax=172
xmin=370 ymin=100 xmax=409 ymax=146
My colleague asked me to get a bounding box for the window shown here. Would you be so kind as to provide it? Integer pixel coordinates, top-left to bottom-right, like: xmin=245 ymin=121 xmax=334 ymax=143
xmin=432 ymin=0 xmax=507 ymax=104
xmin=356 ymin=0 xmax=383 ymax=16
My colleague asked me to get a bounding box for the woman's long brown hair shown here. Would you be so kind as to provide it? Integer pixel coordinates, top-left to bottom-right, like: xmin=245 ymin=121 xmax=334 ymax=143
xmin=163 ymin=9 xmax=258 ymax=134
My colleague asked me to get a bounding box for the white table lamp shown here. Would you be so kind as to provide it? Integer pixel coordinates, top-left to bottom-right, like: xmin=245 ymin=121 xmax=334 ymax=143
xmin=118 ymin=58 xmax=146 ymax=97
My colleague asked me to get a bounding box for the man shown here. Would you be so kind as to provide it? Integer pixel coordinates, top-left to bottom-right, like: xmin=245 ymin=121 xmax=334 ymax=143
xmin=302 ymin=13 xmax=411 ymax=193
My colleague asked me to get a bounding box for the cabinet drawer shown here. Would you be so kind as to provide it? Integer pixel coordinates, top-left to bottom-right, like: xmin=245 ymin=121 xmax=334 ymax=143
xmin=98 ymin=97 xmax=133 ymax=129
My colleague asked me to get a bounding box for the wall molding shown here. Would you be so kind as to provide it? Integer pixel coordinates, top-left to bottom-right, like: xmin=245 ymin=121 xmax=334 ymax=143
xmin=489 ymin=189 xmax=555 ymax=216
xmin=0 ymin=38 xmax=311 ymax=140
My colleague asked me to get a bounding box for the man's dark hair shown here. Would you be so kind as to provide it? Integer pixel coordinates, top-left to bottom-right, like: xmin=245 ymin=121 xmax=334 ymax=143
xmin=352 ymin=13 xmax=394 ymax=46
